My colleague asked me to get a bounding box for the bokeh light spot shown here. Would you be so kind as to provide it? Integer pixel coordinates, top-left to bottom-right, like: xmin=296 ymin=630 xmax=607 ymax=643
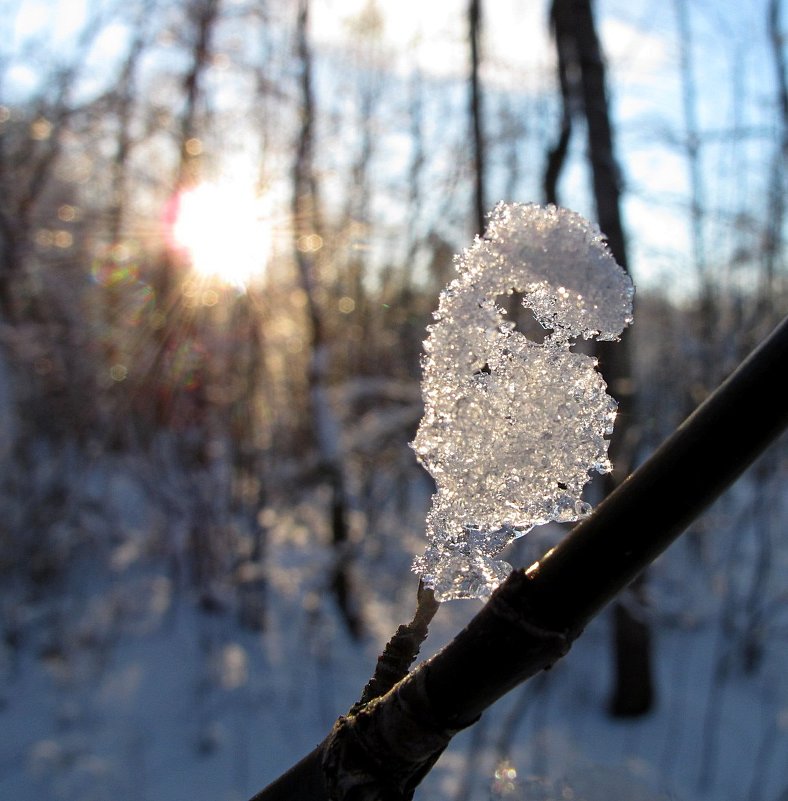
xmin=296 ymin=233 xmax=323 ymax=253
xmin=110 ymin=364 xmax=128 ymax=381
xmin=184 ymin=137 xmax=203 ymax=156
xmin=338 ymin=296 xmax=355 ymax=314
xmin=57 ymin=204 xmax=78 ymax=222
xmin=30 ymin=117 xmax=52 ymax=140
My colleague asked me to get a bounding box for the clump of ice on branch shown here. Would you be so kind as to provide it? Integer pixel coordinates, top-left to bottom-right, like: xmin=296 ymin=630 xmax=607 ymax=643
xmin=412 ymin=203 xmax=634 ymax=602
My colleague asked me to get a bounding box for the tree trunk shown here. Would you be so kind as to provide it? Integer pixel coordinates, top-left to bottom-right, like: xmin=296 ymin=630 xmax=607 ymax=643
xmin=468 ymin=0 xmax=486 ymax=235
xmin=764 ymin=0 xmax=787 ymax=305
xmin=549 ymin=0 xmax=653 ymax=717
xmin=292 ymin=0 xmax=362 ymax=640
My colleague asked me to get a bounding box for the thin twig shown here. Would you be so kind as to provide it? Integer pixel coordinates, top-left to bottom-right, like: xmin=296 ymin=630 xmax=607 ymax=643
xmin=351 ymin=580 xmax=440 ymax=715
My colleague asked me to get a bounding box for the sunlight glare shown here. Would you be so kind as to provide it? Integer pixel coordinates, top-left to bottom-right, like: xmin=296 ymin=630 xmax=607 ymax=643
xmin=171 ymin=182 xmax=272 ymax=288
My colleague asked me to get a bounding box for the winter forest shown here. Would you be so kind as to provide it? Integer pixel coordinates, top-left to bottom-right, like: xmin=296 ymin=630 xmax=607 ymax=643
xmin=1 ymin=0 xmax=787 ymax=799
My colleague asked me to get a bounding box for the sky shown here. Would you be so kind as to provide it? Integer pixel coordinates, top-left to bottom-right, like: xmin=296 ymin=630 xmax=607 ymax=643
xmin=3 ymin=0 xmax=783 ymax=298
xmin=307 ymin=0 xmax=781 ymax=296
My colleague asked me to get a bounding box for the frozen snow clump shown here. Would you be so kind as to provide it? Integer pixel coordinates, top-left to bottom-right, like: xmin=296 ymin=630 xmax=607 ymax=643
xmin=412 ymin=202 xmax=634 ymax=601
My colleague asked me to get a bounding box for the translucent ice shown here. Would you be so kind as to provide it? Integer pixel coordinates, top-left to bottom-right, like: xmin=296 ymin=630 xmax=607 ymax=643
xmin=412 ymin=203 xmax=634 ymax=601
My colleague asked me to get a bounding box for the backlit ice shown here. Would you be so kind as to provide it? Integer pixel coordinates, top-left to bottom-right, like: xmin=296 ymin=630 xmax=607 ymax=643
xmin=412 ymin=203 xmax=634 ymax=601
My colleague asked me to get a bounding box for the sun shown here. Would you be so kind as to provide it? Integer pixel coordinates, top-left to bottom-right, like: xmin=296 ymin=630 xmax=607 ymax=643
xmin=170 ymin=181 xmax=273 ymax=288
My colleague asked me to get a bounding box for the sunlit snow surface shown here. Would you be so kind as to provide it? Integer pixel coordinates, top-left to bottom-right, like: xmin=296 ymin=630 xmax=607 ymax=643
xmin=412 ymin=203 xmax=634 ymax=601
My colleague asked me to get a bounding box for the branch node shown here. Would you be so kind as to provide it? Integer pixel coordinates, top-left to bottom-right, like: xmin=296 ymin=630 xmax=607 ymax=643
xmin=322 ymin=665 xmax=469 ymax=801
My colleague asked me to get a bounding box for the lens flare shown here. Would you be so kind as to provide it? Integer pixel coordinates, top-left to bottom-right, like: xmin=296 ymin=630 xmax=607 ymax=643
xmin=169 ymin=182 xmax=273 ymax=288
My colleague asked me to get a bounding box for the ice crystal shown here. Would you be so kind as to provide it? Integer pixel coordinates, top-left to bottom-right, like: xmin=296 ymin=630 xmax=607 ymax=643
xmin=412 ymin=203 xmax=634 ymax=601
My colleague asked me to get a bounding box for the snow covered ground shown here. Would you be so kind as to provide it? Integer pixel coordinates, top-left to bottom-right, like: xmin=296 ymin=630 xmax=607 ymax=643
xmin=1 ymin=440 xmax=787 ymax=801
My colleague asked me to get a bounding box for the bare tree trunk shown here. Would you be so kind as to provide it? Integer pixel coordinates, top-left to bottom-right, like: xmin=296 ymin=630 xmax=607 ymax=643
xmin=340 ymin=14 xmax=383 ymax=367
xmin=177 ymin=0 xmax=220 ymax=186
xmin=292 ymin=0 xmax=362 ymax=640
xmin=231 ymin=294 xmax=269 ymax=631
xmin=673 ymin=0 xmax=719 ymax=399
xmin=404 ymin=71 xmax=426 ymax=279
xmin=468 ymin=0 xmax=486 ymax=235
xmin=549 ymin=0 xmax=653 ymax=717
xmin=107 ymin=4 xmax=152 ymax=243
xmin=543 ymin=11 xmax=574 ymax=206
xmin=764 ymin=0 xmax=787 ymax=304
xmin=674 ymin=0 xmax=706 ymax=290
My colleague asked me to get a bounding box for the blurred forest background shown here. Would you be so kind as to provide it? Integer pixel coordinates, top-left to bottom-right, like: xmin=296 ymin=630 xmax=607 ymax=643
xmin=1 ymin=0 xmax=787 ymax=799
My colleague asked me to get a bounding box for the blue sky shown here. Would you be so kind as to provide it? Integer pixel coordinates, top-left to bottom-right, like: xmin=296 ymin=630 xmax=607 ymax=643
xmin=3 ymin=0 xmax=783 ymax=298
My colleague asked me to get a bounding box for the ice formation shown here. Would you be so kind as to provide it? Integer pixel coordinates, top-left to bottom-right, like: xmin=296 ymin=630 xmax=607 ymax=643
xmin=412 ymin=202 xmax=634 ymax=601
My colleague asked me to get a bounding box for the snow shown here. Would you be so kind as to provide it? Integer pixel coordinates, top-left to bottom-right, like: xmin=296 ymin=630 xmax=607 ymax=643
xmin=0 ymin=440 xmax=787 ymax=801
xmin=412 ymin=203 xmax=634 ymax=602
